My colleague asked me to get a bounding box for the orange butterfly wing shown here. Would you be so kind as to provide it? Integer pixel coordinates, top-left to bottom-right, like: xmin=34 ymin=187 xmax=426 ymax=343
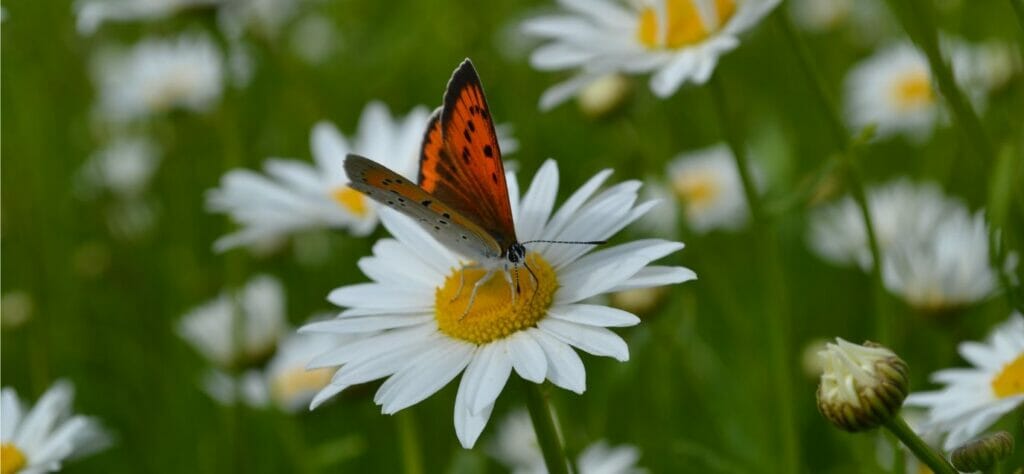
xmin=418 ymin=59 xmax=517 ymax=252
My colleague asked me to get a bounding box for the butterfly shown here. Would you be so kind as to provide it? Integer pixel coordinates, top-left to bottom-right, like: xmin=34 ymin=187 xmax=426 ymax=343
xmin=344 ymin=59 xmax=602 ymax=314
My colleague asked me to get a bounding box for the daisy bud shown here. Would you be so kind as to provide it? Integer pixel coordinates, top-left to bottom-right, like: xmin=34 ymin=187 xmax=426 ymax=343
xmin=577 ymin=74 xmax=631 ymax=119
xmin=816 ymin=339 xmax=909 ymax=432
xmin=950 ymin=431 xmax=1014 ymax=472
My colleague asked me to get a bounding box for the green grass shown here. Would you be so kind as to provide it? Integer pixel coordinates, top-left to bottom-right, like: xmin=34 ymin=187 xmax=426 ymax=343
xmin=2 ymin=0 xmax=1024 ymax=472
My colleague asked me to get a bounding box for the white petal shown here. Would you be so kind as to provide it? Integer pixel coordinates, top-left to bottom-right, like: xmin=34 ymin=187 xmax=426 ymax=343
xmin=379 ymin=208 xmax=461 ymax=274
xmin=529 ymin=328 xmax=586 ymax=393
xmin=453 ymin=367 xmax=496 ymax=449
xmin=517 ymin=160 xmax=559 ymax=241
xmin=311 ymin=121 xmax=349 ymax=180
xmin=547 ymin=304 xmax=640 ymax=327
xmin=507 ymin=332 xmax=548 ymax=383
xmin=1 ymin=389 xmax=23 ymax=441
xmin=650 ymin=51 xmax=699 ymax=98
xmin=539 ymin=319 xmax=630 ymax=361
xmin=327 ymin=283 xmax=433 ymax=311
xmin=14 ymin=381 xmax=74 ymax=451
xmin=376 ymin=338 xmax=475 ymax=414
xmin=609 ymin=265 xmax=697 ymax=291
xmin=301 ymin=314 xmax=432 ymax=333
xmin=304 ymin=323 xmax=435 ymax=368
xmin=468 ymin=342 xmax=514 ymax=415
xmin=539 ymin=72 xmax=604 ymax=111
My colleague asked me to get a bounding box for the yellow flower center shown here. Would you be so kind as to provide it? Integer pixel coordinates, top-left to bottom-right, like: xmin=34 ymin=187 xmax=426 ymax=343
xmin=1 ymin=443 xmax=26 ymax=474
xmin=672 ymin=171 xmax=721 ymax=213
xmin=271 ymin=366 xmax=333 ymax=405
xmin=332 ymin=186 xmax=369 ymax=218
xmin=992 ymin=353 xmax=1024 ymax=398
xmin=891 ymin=69 xmax=934 ymax=111
xmin=637 ymin=0 xmax=737 ymax=49
xmin=435 ymin=253 xmax=557 ymax=344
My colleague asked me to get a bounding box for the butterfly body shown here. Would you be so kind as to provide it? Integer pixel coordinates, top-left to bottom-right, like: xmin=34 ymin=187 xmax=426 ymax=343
xmin=344 ymin=59 xmax=522 ymax=271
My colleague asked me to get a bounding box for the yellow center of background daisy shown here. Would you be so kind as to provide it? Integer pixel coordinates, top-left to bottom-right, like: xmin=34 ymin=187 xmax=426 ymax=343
xmin=332 ymin=186 xmax=370 ymax=217
xmin=992 ymin=353 xmax=1024 ymax=398
xmin=637 ymin=0 xmax=737 ymax=49
xmin=1 ymin=443 xmax=26 ymax=474
xmin=271 ymin=367 xmax=333 ymax=405
xmin=891 ymin=70 xmax=934 ymax=111
xmin=672 ymin=172 xmax=720 ymax=212
xmin=435 ymin=253 xmax=557 ymax=344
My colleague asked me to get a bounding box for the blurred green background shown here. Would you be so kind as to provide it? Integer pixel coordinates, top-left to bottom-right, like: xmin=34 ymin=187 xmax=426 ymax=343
xmin=2 ymin=0 xmax=1024 ymax=472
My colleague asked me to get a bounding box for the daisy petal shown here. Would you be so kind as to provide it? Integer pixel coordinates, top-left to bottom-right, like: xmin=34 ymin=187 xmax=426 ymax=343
xmin=530 ymin=328 xmax=586 ymax=393
xmin=507 ymin=332 xmax=548 ymax=383
xmin=548 ymin=304 xmax=640 ymax=328
xmin=539 ymin=319 xmax=630 ymax=361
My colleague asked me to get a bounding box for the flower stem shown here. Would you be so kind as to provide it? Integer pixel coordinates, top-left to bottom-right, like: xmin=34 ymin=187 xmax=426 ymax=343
xmin=883 ymin=415 xmax=956 ymax=474
xmin=709 ymin=74 xmax=800 ymax=473
xmin=396 ymin=410 xmax=425 ymax=474
xmin=1009 ymin=0 xmax=1024 ymax=47
xmin=773 ymin=9 xmax=890 ymax=342
xmin=523 ymin=381 xmax=569 ymax=474
xmin=886 ymin=0 xmax=995 ymax=159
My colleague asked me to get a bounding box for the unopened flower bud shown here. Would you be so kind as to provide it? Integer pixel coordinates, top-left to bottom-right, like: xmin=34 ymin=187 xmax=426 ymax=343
xmin=950 ymin=431 xmax=1014 ymax=472
xmin=816 ymin=339 xmax=909 ymax=432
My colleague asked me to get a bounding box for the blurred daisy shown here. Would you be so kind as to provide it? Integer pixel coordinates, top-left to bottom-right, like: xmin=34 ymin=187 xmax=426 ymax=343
xmin=217 ymin=0 xmax=304 ymax=41
xmin=882 ymin=209 xmax=1014 ymax=312
xmin=302 ymin=161 xmax=695 ymax=447
xmin=77 ymin=136 xmax=161 ymax=199
xmin=521 ymin=0 xmax=781 ymax=110
xmin=74 ymin=0 xmax=220 ymax=35
xmin=92 ymin=32 xmax=224 ymax=123
xmin=177 ymin=274 xmax=287 ymax=369
xmin=632 ymin=178 xmax=678 ymax=238
xmin=490 ymin=409 xmax=644 ymax=474
xmin=1 ymin=381 xmax=110 ymax=473
xmin=807 ymin=179 xmax=960 ymax=270
xmin=844 ymin=39 xmax=1011 ymax=141
xmin=788 ymin=0 xmax=851 ymax=32
xmin=666 ymin=144 xmax=753 ymax=234
xmin=905 ymin=313 xmax=1024 ymax=450
xmin=577 ymin=73 xmax=632 ymax=118
xmin=206 ymin=102 xmax=430 ymax=251
xmin=289 ymin=15 xmax=341 ymax=65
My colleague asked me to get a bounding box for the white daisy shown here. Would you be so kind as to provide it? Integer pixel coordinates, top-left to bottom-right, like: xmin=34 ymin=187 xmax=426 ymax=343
xmin=264 ymin=331 xmax=342 ymax=412
xmin=1 ymin=381 xmax=110 ymax=473
xmin=177 ymin=274 xmax=287 ymax=369
xmin=206 ymin=102 xmax=429 ymax=251
xmin=490 ymin=409 xmax=644 ymax=474
xmin=217 ymin=0 xmax=304 ymax=41
xmin=92 ymin=32 xmax=224 ymax=123
xmin=666 ymin=144 xmax=754 ymax=234
xmin=74 ymin=0 xmax=221 ymax=35
xmin=77 ymin=136 xmax=161 ymax=199
xmin=882 ymin=209 xmax=1014 ymax=312
xmin=844 ymin=39 xmax=1008 ymax=141
xmin=302 ymin=160 xmax=695 ymax=448
xmin=905 ymin=313 xmax=1024 ymax=450
xmin=788 ymin=0 xmax=851 ymax=32
xmin=520 ymin=0 xmax=781 ymax=110
xmin=807 ymin=179 xmax=961 ymax=270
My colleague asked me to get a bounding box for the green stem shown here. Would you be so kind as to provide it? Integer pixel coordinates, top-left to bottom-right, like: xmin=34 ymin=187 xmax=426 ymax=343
xmin=883 ymin=416 xmax=956 ymax=474
xmin=1010 ymin=0 xmax=1024 ymax=50
xmin=523 ymin=381 xmax=569 ymax=474
xmin=396 ymin=410 xmax=425 ymax=474
xmin=709 ymin=75 xmax=799 ymax=473
xmin=888 ymin=0 xmax=995 ymax=159
xmin=774 ymin=9 xmax=890 ymax=343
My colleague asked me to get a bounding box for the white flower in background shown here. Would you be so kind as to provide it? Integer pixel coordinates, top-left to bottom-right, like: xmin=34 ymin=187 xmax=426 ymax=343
xmin=807 ymin=179 xmax=961 ymax=270
xmin=177 ymin=274 xmax=287 ymax=368
xmin=200 ymin=369 xmax=269 ymax=408
xmin=490 ymin=410 xmax=644 ymax=474
xmin=289 ymin=15 xmax=341 ymax=65
xmin=666 ymin=144 xmax=753 ymax=234
xmin=77 ymin=136 xmax=161 ymax=199
xmin=302 ymin=161 xmax=695 ymax=447
xmin=577 ymin=73 xmax=632 ymax=118
xmin=217 ymin=0 xmax=303 ymax=40
xmin=92 ymin=32 xmax=224 ymax=123
xmin=788 ymin=0 xmax=851 ymax=32
xmin=1 ymin=381 xmax=110 ymax=473
xmin=206 ymin=102 xmax=429 ymax=251
xmin=633 ymin=178 xmax=678 ymax=238
xmin=74 ymin=0 xmax=221 ymax=35
xmin=265 ymin=331 xmax=342 ymax=412
xmin=844 ymin=39 xmax=1011 ymax=141
xmin=520 ymin=0 xmax=781 ymax=110
xmin=883 ymin=209 xmax=1013 ymax=312
xmin=207 ymin=103 xmax=519 ymax=252
xmin=1 ymin=290 xmax=34 ymax=329
xmin=906 ymin=313 xmax=1024 ymax=450
xmin=105 ymin=198 xmax=159 ymax=242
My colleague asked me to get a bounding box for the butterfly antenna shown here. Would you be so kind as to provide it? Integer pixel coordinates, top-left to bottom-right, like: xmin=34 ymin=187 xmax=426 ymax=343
xmin=521 ymin=239 xmax=607 ymax=245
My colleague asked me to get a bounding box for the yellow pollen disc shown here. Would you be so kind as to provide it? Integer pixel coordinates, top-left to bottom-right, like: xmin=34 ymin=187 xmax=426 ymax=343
xmin=672 ymin=172 xmax=720 ymax=212
xmin=271 ymin=367 xmax=333 ymax=405
xmin=891 ymin=70 xmax=934 ymax=110
xmin=637 ymin=0 xmax=737 ymax=49
xmin=992 ymin=353 xmax=1024 ymax=398
xmin=435 ymin=253 xmax=557 ymax=345
xmin=332 ymin=186 xmax=370 ymax=218
xmin=1 ymin=443 xmax=26 ymax=474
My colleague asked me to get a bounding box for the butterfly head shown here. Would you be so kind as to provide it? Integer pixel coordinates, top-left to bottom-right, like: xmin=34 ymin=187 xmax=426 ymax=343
xmin=506 ymin=242 xmax=527 ymax=265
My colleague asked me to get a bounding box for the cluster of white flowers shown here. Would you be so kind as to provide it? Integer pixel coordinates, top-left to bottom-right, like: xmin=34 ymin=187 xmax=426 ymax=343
xmin=808 ymin=179 xmax=1013 ymax=311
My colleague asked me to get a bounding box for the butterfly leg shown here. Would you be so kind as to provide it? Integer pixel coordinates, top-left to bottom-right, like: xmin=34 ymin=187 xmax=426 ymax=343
xmin=504 ymin=269 xmax=517 ymax=306
xmin=460 ymin=268 xmax=497 ymax=320
xmin=450 ymin=263 xmax=483 ymax=303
